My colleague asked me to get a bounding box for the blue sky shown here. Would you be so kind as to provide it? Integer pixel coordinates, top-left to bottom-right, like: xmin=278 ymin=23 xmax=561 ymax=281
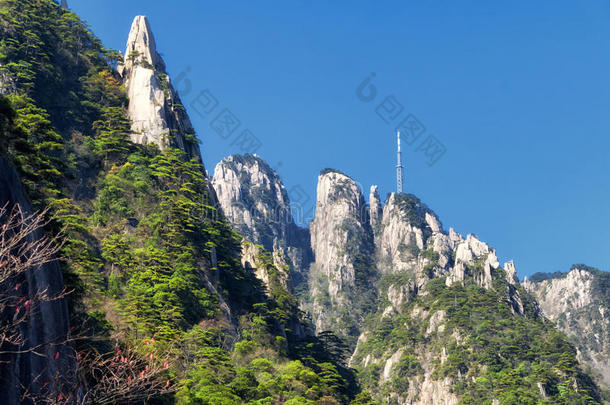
xmin=70 ymin=0 xmax=610 ymax=278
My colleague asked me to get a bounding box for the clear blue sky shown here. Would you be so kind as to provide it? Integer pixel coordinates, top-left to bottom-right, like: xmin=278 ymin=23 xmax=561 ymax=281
xmin=69 ymin=0 xmax=610 ymax=279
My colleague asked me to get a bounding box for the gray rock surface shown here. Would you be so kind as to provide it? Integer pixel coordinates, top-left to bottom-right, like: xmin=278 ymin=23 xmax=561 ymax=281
xmin=0 ymin=157 xmax=73 ymax=405
xmin=369 ymin=185 xmax=382 ymax=237
xmin=119 ymin=16 xmax=200 ymax=159
xmin=212 ymin=154 xmax=312 ymax=289
xmin=523 ymin=267 xmax=610 ymax=389
xmin=307 ymin=170 xmax=375 ymax=338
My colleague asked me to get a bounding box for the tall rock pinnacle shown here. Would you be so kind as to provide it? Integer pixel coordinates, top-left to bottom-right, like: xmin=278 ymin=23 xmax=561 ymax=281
xmin=308 ymin=169 xmax=376 ymax=341
xmin=369 ymin=185 xmax=382 ymax=237
xmin=119 ymin=16 xmax=200 ymax=158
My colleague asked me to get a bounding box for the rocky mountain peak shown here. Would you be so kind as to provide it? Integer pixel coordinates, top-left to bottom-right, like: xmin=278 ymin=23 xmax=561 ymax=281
xmin=446 ymin=234 xmax=499 ymax=289
xmin=314 ymin=169 xmax=366 ymax=213
xmin=121 ymin=16 xmax=161 ymax=71
xmin=212 ymin=154 xmax=292 ymax=250
xmin=369 ymin=185 xmax=382 ymax=235
xmin=308 ymin=169 xmax=375 ymax=340
xmin=212 ymin=154 xmax=312 ymax=289
xmin=119 ymin=16 xmax=200 ymax=158
xmin=376 ymin=193 xmax=442 ymax=280
xmin=310 ymin=170 xmax=371 ymax=272
xmin=504 ymin=260 xmax=519 ymax=285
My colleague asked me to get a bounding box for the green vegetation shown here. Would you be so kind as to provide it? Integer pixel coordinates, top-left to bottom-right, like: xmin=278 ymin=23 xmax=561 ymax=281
xmin=528 ymin=265 xmax=610 ymax=400
xmin=528 ymin=271 xmax=569 ymax=283
xmin=393 ymin=193 xmax=436 ymax=239
xmin=353 ymin=275 xmax=601 ymax=404
xmin=0 ymin=93 xmax=66 ymax=205
xmin=0 ymin=1 xmax=604 ymax=404
xmin=0 ymin=0 xmax=359 ymax=402
xmin=320 ymin=168 xmax=349 ymax=177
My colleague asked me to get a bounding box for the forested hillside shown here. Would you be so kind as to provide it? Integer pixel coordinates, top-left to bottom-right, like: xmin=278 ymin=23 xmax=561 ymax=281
xmin=0 ymin=1 xmax=361 ymax=403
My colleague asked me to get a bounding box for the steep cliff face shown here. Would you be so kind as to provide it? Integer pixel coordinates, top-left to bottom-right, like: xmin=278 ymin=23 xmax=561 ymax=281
xmin=307 ymin=170 xmax=376 ymax=341
xmin=369 ymin=185 xmax=382 ymax=237
xmin=523 ymin=267 xmax=610 ymax=390
xmin=0 ymin=156 xmax=72 ymax=405
xmin=212 ymin=154 xmax=312 ymax=288
xmin=119 ymin=16 xmax=200 ymax=159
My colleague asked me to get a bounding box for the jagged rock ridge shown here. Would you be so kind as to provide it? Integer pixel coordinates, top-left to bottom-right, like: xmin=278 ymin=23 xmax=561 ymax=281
xmin=212 ymin=155 xmax=604 ymax=403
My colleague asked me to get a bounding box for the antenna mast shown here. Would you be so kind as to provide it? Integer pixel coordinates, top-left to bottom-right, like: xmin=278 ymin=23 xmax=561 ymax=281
xmin=396 ymin=131 xmax=404 ymax=194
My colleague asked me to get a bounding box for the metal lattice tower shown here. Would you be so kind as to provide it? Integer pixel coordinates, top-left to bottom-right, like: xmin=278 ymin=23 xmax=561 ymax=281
xmin=396 ymin=131 xmax=404 ymax=194
xmin=61 ymin=0 xmax=68 ymax=8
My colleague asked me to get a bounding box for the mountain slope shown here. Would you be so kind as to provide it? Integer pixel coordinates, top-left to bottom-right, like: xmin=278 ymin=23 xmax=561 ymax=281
xmin=0 ymin=2 xmax=358 ymax=403
xmin=342 ymin=180 xmax=598 ymax=404
xmin=213 ymin=157 xmax=603 ymax=404
xmin=0 ymin=1 xmax=606 ymax=404
xmin=524 ymin=266 xmax=610 ymax=394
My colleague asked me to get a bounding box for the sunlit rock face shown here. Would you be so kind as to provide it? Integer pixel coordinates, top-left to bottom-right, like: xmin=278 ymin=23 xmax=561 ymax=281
xmin=307 ymin=170 xmax=375 ymax=339
xmin=376 ymin=193 xmax=447 ymax=289
xmin=212 ymin=154 xmax=312 ymax=290
xmin=524 ymin=267 xmax=610 ymax=389
xmin=119 ymin=16 xmax=200 ymax=159
xmin=369 ymin=185 xmax=383 ymax=237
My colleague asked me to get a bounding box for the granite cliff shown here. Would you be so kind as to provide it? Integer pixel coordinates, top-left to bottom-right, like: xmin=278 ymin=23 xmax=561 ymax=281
xmin=119 ymin=16 xmax=201 ymax=160
xmin=524 ymin=266 xmax=610 ymax=392
xmin=212 ymin=154 xmax=312 ymax=290
xmin=0 ymin=156 xmax=73 ymax=405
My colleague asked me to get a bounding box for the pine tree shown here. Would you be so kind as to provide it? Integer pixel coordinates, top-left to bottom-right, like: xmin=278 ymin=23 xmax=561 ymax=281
xmin=92 ymin=106 xmax=132 ymax=163
xmin=1 ymin=94 xmax=65 ymax=204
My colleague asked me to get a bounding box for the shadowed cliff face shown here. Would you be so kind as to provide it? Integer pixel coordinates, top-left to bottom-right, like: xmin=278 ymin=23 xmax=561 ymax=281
xmin=0 ymin=156 xmax=73 ymax=405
